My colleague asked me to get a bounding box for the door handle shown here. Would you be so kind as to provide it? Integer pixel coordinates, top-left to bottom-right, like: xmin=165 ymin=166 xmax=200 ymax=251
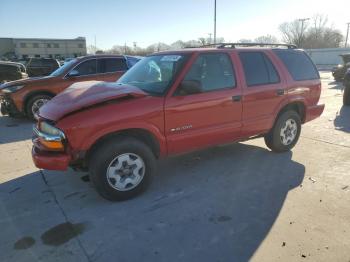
xmin=276 ymin=89 xmax=284 ymax=96
xmin=232 ymin=95 xmax=242 ymax=102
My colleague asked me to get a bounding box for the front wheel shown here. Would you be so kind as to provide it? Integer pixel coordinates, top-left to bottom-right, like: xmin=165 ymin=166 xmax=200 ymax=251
xmin=89 ymin=137 xmax=156 ymax=201
xmin=264 ymin=110 xmax=301 ymax=152
xmin=26 ymin=94 xmax=52 ymax=120
xmin=343 ymin=85 xmax=350 ymax=106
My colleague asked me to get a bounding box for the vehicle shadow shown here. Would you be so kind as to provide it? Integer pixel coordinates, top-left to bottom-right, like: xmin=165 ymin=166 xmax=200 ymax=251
xmin=334 ymin=106 xmax=350 ymax=133
xmin=0 ymin=142 xmax=305 ymax=262
xmin=0 ymin=114 xmax=33 ymax=144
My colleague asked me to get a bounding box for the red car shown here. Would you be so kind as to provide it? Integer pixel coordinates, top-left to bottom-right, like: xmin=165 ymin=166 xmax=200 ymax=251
xmin=32 ymin=43 xmax=324 ymax=201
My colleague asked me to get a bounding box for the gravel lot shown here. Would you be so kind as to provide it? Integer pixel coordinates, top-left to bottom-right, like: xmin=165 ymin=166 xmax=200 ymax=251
xmin=0 ymin=71 xmax=349 ymax=262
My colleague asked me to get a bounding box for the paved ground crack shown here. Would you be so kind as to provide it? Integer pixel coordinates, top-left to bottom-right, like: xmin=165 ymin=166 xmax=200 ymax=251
xmin=301 ymin=135 xmax=350 ymax=149
xmin=39 ymin=170 xmax=92 ymax=262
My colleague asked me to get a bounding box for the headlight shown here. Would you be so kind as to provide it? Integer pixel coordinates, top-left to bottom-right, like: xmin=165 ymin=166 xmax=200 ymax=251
xmin=39 ymin=121 xmax=65 ymax=137
xmin=2 ymin=85 xmax=24 ymax=93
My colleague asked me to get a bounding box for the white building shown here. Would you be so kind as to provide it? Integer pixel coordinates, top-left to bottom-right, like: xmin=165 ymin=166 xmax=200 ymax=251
xmin=0 ymin=37 xmax=87 ymax=60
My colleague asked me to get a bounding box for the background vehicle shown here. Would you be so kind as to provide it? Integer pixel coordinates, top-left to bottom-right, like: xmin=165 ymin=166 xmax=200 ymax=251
xmin=344 ymin=68 xmax=350 ymax=106
xmin=0 ymin=55 xmax=140 ymax=118
xmin=26 ymin=58 xmax=60 ymax=77
xmin=332 ymin=54 xmax=350 ymax=81
xmin=0 ymin=61 xmax=28 ymax=83
xmin=32 ymin=43 xmax=324 ymax=201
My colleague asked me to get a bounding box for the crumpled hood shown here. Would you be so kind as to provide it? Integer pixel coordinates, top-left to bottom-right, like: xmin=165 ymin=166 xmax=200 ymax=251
xmin=39 ymin=81 xmax=147 ymax=121
xmin=0 ymin=76 xmax=55 ymax=89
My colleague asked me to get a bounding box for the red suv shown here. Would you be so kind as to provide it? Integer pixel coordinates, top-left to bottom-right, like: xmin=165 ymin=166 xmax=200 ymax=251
xmin=32 ymin=43 xmax=324 ymax=201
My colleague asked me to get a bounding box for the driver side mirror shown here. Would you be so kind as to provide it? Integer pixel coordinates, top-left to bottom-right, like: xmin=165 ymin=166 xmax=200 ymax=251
xmin=177 ymin=80 xmax=202 ymax=95
xmin=67 ymin=69 xmax=79 ymax=77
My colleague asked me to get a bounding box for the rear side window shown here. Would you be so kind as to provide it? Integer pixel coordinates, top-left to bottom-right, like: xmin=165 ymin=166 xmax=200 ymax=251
xmin=274 ymin=50 xmax=319 ymax=81
xmin=97 ymin=58 xmax=127 ymax=73
xmin=28 ymin=59 xmax=42 ymax=67
xmin=74 ymin=59 xmax=97 ymax=75
xmin=239 ymin=52 xmax=279 ymax=86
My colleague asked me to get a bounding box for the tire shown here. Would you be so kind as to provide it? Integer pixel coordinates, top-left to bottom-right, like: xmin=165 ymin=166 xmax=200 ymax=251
xmin=89 ymin=137 xmax=156 ymax=201
xmin=264 ymin=110 xmax=301 ymax=153
xmin=26 ymin=94 xmax=53 ymax=120
xmin=343 ymin=85 xmax=350 ymax=106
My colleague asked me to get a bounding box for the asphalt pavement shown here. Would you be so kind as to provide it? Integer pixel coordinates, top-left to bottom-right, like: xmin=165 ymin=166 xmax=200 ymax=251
xmin=0 ymin=72 xmax=349 ymax=262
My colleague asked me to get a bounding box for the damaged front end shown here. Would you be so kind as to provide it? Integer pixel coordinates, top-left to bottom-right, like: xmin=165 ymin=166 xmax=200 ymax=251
xmin=0 ymin=93 xmax=22 ymax=116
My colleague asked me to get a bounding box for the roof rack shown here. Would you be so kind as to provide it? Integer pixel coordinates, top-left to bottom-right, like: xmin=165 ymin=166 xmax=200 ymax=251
xmin=189 ymin=42 xmax=297 ymax=49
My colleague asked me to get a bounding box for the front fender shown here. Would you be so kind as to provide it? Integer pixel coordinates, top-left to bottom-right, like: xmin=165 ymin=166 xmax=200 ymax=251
xmin=82 ymin=122 xmax=167 ymax=156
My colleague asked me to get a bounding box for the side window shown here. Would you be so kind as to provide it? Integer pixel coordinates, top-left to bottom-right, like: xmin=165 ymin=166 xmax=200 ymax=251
xmin=274 ymin=50 xmax=319 ymax=81
xmin=74 ymin=59 xmax=97 ymax=76
xmin=181 ymin=53 xmax=235 ymax=94
xmin=97 ymin=58 xmax=127 ymax=73
xmin=239 ymin=52 xmax=280 ymax=86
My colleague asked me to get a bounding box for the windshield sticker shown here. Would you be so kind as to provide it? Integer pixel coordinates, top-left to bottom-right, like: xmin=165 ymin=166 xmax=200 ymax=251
xmin=160 ymin=55 xmax=182 ymax=62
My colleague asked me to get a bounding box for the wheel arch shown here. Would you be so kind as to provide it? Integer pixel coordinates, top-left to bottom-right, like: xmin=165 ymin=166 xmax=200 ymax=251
xmin=85 ymin=128 xmax=162 ymax=167
xmin=276 ymin=101 xmax=306 ymax=124
xmin=23 ymin=90 xmax=55 ymax=114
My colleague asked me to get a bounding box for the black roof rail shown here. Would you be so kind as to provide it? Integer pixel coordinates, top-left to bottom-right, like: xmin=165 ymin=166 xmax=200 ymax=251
xmin=189 ymin=42 xmax=297 ymax=49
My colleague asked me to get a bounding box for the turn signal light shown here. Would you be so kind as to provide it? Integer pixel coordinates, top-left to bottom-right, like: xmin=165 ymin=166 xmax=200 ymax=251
xmin=39 ymin=138 xmax=64 ymax=151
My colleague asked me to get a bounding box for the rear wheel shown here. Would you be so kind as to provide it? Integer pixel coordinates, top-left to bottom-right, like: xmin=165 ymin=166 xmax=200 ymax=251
xmin=89 ymin=137 xmax=156 ymax=201
xmin=343 ymin=85 xmax=350 ymax=106
xmin=264 ymin=110 xmax=301 ymax=152
xmin=26 ymin=94 xmax=52 ymax=120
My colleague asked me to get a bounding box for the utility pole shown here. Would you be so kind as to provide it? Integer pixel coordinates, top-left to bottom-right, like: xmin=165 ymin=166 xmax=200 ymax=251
xmin=345 ymin=23 xmax=350 ymax=48
xmin=298 ymin=18 xmax=310 ymax=47
xmin=124 ymin=42 xmax=127 ymax=54
xmin=213 ymin=0 xmax=217 ymax=44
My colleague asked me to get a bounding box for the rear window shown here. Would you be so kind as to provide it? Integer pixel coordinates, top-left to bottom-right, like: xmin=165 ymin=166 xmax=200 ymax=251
xmin=274 ymin=50 xmax=319 ymax=81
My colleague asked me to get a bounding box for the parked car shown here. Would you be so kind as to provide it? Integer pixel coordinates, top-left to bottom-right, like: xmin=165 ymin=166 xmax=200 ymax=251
xmin=32 ymin=43 xmax=324 ymax=201
xmin=0 ymin=61 xmax=28 ymax=83
xmin=0 ymin=55 xmax=140 ymax=118
xmin=332 ymin=54 xmax=350 ymax=82
xmin=26 ymin=58 xmax=61 ymax=77
xmin=343 ymin=68 xmax=350 ymax=106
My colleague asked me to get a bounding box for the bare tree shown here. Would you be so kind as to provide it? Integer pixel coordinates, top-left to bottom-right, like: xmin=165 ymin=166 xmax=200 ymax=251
xmin=198 ymin=37 xmax=208 ymax=46
xmin=279 ymin=20 xmax=307 ymax=47
xmin=279 ymin=15 xmax=344 ymax=48
xmin=87 ymin=45 xmax=100 ymax=55
xmin=311 ymin=14 xmax=328 ymax=40
xmin=254 ymin=35 xmax=279 ymax=43
xmin=237 ymin=38 xmax=253 ymax=43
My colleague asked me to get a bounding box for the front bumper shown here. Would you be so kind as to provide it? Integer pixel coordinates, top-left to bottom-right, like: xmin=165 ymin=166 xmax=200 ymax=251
xmin=32 ymin=126 xmax=70 ymax=170
xmin=305 ymin=104 xmax=325 ymax=122
xmin=32 ymin=146 xmax=71 ymax=171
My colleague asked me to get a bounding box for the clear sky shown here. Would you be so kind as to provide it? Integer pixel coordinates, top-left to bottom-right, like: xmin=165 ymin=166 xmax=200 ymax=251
xmin=0 ymin=0 xmax=349 ymax=49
